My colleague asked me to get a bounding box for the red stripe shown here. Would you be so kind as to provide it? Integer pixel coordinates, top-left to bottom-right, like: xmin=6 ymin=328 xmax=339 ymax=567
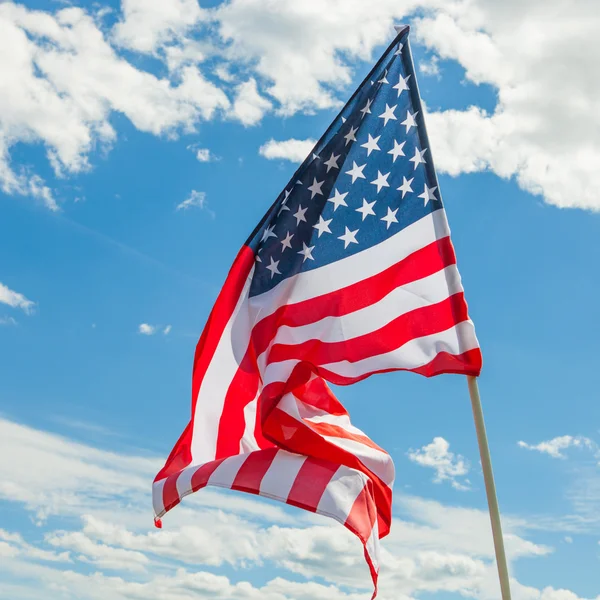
xmin=286 ymin=456 xmax=339 ymax=512
xmin=161 ymin=473 xmax=182 ymax=514
xmin=155 ymin=246 xmax=255 ymax=481
xmin=344 ymin=481 xmax=378 ymax=546
xmin=231 ymin=448 xmax=279 ymax=494
xmin=294 ymin=377 xmax=348 ymax=417
xmin=251 ymin=236 xmax=456 ymax=357
xmin=215 ymin=352 xmax=261 ymax=459
xmin=344 ymin=481 xmax=380 ymax=597
xmin=318 ymin=347 xmax=482 ymax=385
xmin=263 ymin=406 xmax=392 ymax=536
xmin=307 ymin=421 xmax=387 ymax=452
xmin=191 ymin=246 xmax=255 ymax=416
xmin=267 ymin=292 xmax=469 ymax=366
xmin=191 ymin=459 xmax=225 ymax=493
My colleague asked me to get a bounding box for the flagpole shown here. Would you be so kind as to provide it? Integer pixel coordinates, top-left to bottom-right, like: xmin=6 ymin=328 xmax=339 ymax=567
xmin=467 ymin=376 xmax=512 ymax=600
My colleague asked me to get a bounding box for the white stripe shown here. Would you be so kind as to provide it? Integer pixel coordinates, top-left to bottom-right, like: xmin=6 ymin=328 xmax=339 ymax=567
xmin=152 ymin=479 xmax=166 ymax=517
xmin=175 ymin=465 xmax=196 ymax=499
xmin=317 ymin=465 xmax=368 ymax=521
xmin=208 ymin=454 xmax=249 ymax=488
xmin=249 ymin=209 xmax=450 ymax=322
xmin=364 ymin=514 xmax=380 ymax=572
xmin=323 ymin=436 xmax=395 ymax=486
xmin=190 ymin=266 xmax=255 ymax=465
xmin=259 ymin=450 xmax=307 ymax=500
xmin=239 ymin=391 xmax=261 ymax=454
xmin=280 ymin=392 xmax=368 ymax=438
xmin=261 ymin=319 xmax=477 ymax=386
xmin=321 ymin=321 xmax=479 ymax=379
xmin=257 ymin=265 xmax=463 ymax=373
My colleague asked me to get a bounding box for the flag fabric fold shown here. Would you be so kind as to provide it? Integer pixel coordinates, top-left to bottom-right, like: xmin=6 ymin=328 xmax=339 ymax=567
xmin=153 ymin=26 xmax=481 ymax=597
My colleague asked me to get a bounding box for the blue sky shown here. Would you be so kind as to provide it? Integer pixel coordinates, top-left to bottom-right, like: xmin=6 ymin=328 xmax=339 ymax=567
xmin=1 ymin=1 xmax=599 ymax=599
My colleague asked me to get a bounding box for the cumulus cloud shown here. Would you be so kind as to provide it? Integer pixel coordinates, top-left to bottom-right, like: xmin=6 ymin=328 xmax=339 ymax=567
xmin=0 ymin=2 xmax=228 ymax=204
xmin=518 ymin=436 xmax=597 ymax=459
xmin=0 ymin=415 xmax=575 ymax=600
xmin=407 ymin=437 xmax=471 ymax=490
xmin=414 ymin=2 xmax=600 ymax=210
xmin=0 ymin=282 xmax=35 ymax=314
xmin=2 ymin=0 xmax=599 ymax=211
xmin=259 ymin=138 xmax=317 ymax=163
xmin=231 ymin=78 xmax=272 ymax=126
xmin=112 ymin=0 xmax=207 ymax=54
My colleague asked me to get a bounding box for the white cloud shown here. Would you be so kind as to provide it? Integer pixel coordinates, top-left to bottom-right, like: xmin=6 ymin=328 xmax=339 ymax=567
xmin=2 ymin=0 xmax=598 ymax=211
xmin=407 ymin=437 xmax=471 ymax=490
xmin=163 ymin=325 xmax=172 ymax=335
xmin=259 ymin=138 xmax=316 ymax=163
xmin=0 ymin=2 xmax=228 ymax=205
xmin=215 ymin=0 xmax=410 ymax=115
xmin=413 ymin=2 xmax=600 ymax=210
xmin=189 ymin=147 xmax=215 ymax=162
xmin=45 ymin=530 xmax=149 ymax=573
xmin=176 ymin=190 xmax=213 ymax=214
xmin=0 ymin=416 xmax=592 ymax=600
xmin=0 ymin=282 xmax=35 ymax=314
xmin=112 ymin=0 xmax=206 ymax=54
xmin=138 ymin=323 xmax=156 ymax=335
xmin=419 ymin=55 xmax=440 ymax=78
xmin=518 ymin=436 xmax=596 ymax=459
xmin=231 ymin=78 xmax=272 ymax=126
xmin=0 ymin=316 xmax=18 ymax=327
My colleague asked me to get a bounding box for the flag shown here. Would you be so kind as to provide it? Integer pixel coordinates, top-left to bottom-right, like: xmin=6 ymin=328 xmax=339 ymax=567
xmin=153 ymin=25 xmax=481 ymax=597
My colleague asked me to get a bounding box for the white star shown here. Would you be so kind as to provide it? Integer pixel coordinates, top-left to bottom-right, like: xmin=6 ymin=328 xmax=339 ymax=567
xmin=361 ymin=134 xmax=381 ymax=156
xmin=419 ymin=184 xmax=438 ymax=206
xmin=394 ymin=43 xmax=404 ymax=56
xmin=280 ymin=231 xmax=294 ymax=251
xmin=379 ymin=103 xmax=398 ymax=126
xmin=307 ymin=177 xmax=325 ymax=199
xmin=381 ymin=207 xmax=399 ymax=229
xmin=409 ymin=148 xmax=427 ymax=170
xmin=393 ymin=74 xmax=410 ymax=97
xmin=346 ymin=161 xmax=367 ymax=184
xmin=356 ymin=198 xmax=376 ymax=221
xmin=341 ymin=116 xmax=347 ymax=123
xmin=388 ymin=139 xmax=406 ymax=163
xmin=338 ymin=226 xmax=359 ymax=249
xmin=378 ymin=70 xmax=389 ymax=85
xmin=328 ymin=189 xmax=348 ymax=211
xmin=371 ymin=170 xmax=390 ymax=193
xmin=324 ymin=152 xmax=340 ymax=173
xmin=344 ymin=126 xmax=358 ymax=146
xmin=313 ymin=216 xmax=332 ymax=237
xmin=398 ymin=176 xmax=414 ymax=198
xmin=266 ymin=257 xmax=281 ymax=279
xmin=255 ymin=254 xmax=262 ymax=263
xmin=261 ymin=225 xmax=277 ymax=243
xmin=401 ymin=110 xmax=418 ymax=132
xmin=293 ymin=205 xmax=308 ymax=225
xmin=298 ymin=242 xmax=315 ymax=262
xmin=360 ymin=98 xmax=373 ymax=119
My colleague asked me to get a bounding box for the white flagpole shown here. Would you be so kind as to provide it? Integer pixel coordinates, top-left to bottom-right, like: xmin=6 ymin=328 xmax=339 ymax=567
xmin=467 ymin=376 xmax=512 ymax=600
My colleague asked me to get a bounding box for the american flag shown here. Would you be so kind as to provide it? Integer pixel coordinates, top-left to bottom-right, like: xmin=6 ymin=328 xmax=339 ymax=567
xmin=153 ymin=26 xmax=481 ymax=597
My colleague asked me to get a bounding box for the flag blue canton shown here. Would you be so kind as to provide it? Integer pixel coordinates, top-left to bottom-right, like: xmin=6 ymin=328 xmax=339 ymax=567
xmin=248 ymin=28 xmax=442 ymax=298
